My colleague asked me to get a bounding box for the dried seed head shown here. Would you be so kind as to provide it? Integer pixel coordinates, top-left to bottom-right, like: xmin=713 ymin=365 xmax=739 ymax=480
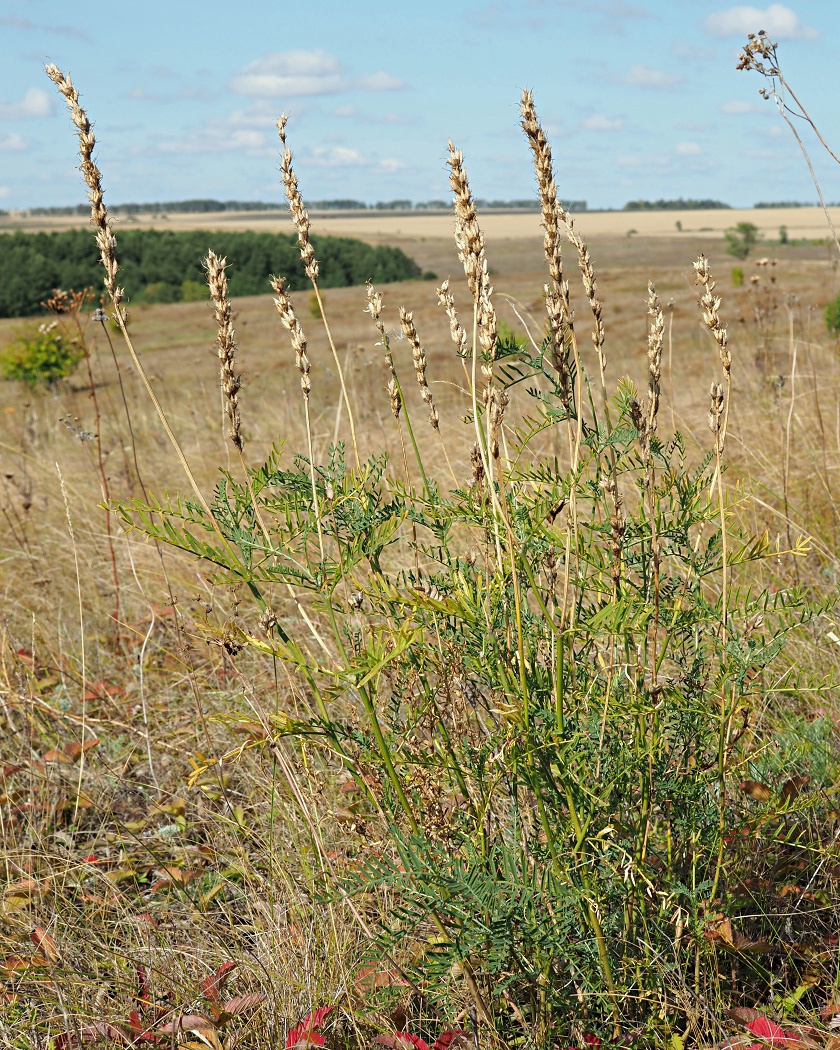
xmin=522 ymin=90 xmax=607 ymax=388
xmin=629 ymin=397 xmax=644 ymax=436
xmin=470 ymin=443 xmax=485 ymax=487
xmin=388 ymin=378 xmax=402 ymax=419
xmin=520 ymin=89 xmax=564 ymax=289
xmin=708 ymin=381 xmax=725 ymax=453
xmin=277 ymin=116 xmax=318 ymax=282
xmin=488 ymin=386 xmax=510 ymax=459
xmin=447 ymin=142 xmax=497 ymax=383
xmin=602 ymin=473 xmax=625 ymax=592
xmin=646 ymin=281 xmax=663 ymax=435
xmin=45 ymin=64 xmax=125 ymax=320
xmin=205 ymin=251 xmax=242 ymax=451
xmin=366 ymin=281 xmax=398 ymax=377
xmin=694 ymin=255 xmax=731 ymax=376
xmin=400 ymin=307 xmax=440 ymax=431
xmin=270 ymin=275 xmax=311 ymax=399
xmin=545 ymin=285 xmax=572 ymax=409
xmin=437 ymin=280 xmax=469 ymax=359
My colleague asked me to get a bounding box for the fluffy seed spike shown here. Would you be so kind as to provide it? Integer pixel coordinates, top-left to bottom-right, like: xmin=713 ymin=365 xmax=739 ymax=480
xmin=45 ymin=64 xmax=124 ymax=320
xmin=205 ymin=251 xmax=243 ymax=450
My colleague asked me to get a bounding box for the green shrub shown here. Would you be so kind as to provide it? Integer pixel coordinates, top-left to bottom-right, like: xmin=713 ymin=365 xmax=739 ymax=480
xmin=180 ymin=279 xmax=207 ymax=302
xmin=731 ymin=266 xmax=744 ymax=287
xmin=724 ymin=221 xmax=759 ymax=259
xmin=826 ymin=293 xmax=840 ymax=334
xmin=137 ymin=281 xmax=177 ymax=304
xmin=0 ymin=321 xmax=84 ymax=387
xmin=116 ymin=267 xmax=822 ymax=1042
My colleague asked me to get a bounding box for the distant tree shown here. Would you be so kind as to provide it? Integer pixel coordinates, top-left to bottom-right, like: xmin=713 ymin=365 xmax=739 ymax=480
xmin=724 ymin=221 xmax=760 ymax=260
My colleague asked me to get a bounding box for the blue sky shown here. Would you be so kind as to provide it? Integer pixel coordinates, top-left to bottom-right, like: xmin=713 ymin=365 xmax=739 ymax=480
xmin=1 ymin=0 xmax=838 ymax=210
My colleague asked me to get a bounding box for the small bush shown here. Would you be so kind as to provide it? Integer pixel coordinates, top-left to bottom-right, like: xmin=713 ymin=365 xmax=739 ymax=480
xmin=137 ymin=281 xmax=177 ymax=304
xmin=724 ymin=221 xmax=759 ymax=259
xmin=826 ymin=293 xmax=840 ymax=334
xmin=0 ymin=320 xmax=84 ymax=387
xmin=180 ymin=279 xmax=207 ymax=302
xmin=731 ymin=266 xmax=744 ymax=287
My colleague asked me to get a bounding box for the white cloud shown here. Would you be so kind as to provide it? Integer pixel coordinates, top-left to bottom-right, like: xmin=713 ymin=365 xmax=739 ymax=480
xmin=580 ymin=113 xmax=625 ymax=132
xmin=719 ymin=99 xmax=760 ymax=114
xmin=230 ymin=50 xmax=404 ymax=99
xmin=704 ymin=4 xmax=818 ymax=40
xmin=153 ymin=128 xmax=269 ymax=156
xmin=311 ymin=146 xmax=366 ymax=166
xmin=675 ymin=141 xmax=702 ymax=155
xmin=0 ymin=186 xmax=10 ymax=199
xmin=0 ymin=132 xmax=27 ymax=151
xmin=308 ymin=146 xmax=406 ymax=172
xmin=0 ymin=87 xmax=52 ymax=120
xmin=356 ymin=72 xmax=404 ymax=92
xmin=617 ymin=155 xmax=671 ymax=169
xmin=624 ymin=65 xmax=682 ymax=89
xmin=220 ymin=100 xmax=299 ymax=130
xmin=332 ymin=105 xmax=358 ymax=118
xmin=379 ymin=158 xmax=408 ymax=172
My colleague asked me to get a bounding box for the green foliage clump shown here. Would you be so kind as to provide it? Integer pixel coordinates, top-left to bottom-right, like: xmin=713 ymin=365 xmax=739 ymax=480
xmin=0 ymin=320 xmax=84 ymax=387
xmin=116 ymin=294 xmax=826 ymax=1043
xmin=825 ymin=293 xmax=840 ymax=334
xmin=732 ymin=266 xmax=744 ymax=287
xmin=0 ymin=228 xmax=426 ymax=318
xmin=724 ymin=221 xmax=760 ymax=259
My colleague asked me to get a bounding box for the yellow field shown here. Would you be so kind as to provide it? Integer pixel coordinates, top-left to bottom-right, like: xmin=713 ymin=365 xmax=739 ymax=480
xmin=2 ymin=205 xmax=837 ymax=243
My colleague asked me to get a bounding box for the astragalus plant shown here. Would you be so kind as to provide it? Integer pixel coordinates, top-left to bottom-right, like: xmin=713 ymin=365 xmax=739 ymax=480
xmin=49 ymin=65 xmax=832 ymax=1049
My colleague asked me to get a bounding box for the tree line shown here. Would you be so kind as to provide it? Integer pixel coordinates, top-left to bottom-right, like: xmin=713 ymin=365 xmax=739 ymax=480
xmin=0 ymin=228 xmax=428 ymax=318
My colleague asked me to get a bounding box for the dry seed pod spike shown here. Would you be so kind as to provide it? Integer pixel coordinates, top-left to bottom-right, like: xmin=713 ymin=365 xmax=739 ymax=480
xmin=271 ymin=276 xmax=324 ymax=561
xmin=45 ymin=63 xmax=236 ymax=564
xmin=205 ymin=251 xmax=243 ymax=453
xmin=277 ymin=115 xmax=360 ymax=468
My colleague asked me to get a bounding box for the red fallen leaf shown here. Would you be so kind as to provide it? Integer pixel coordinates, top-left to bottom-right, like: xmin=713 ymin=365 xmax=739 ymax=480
xmin=704 ymin=916 xmax=735 ymax=948
xmin=0 ymin=954 xmax=47 ymax=976
xmin=43 ymin=748 xmax=73 ymax=764
xmin=1 ymin=765 xmax=26 ymax=780
xmin=740 ymin=780 xmax=772 ymax=802
xmin=287 ymin=1005 xmax=334 ymax=1049
xmin=231 ymin=722 xmax=268 ymax=740
xmin=64 ymin=739 xmax=100 ymax=761
xmin=54 ymin=1022 xmax=132 ymax=1048
xmin=745 ymin=1016 xmax=796 ymax=1046
xmin=136 ymin=964 xmax=153 ymax=1005
xmin=200 ymin=961 xmax=237 ymax=1004
xmin=16 ymin=649 xmax=33 ymax=665
xmin=83 ymin=680 xmax=126 ymax=701
xmin=158 ymin=1014 xmax=215 ymax=1033
xmin=355 ymin=963 xmax=411 ymax=993
xmin=30 ymin=926 xmax=60 ymax=962
xmin=340 ymin=775 xmax=378 ymax=795
xmin=780 ymin=776 xmax=810 ymax=806
xmin=220 ymin=992 xmax=266 ymax=1019
xmin=729 ymin=1008 xmax=764 ymax=1025
xmin=375 ymin=1036 xmax=430 ymax=1050
xmin=4 ymin=877 xmax=45 ymax=900
xmin=433 ymin=1031 xmax=470 ymax=1050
